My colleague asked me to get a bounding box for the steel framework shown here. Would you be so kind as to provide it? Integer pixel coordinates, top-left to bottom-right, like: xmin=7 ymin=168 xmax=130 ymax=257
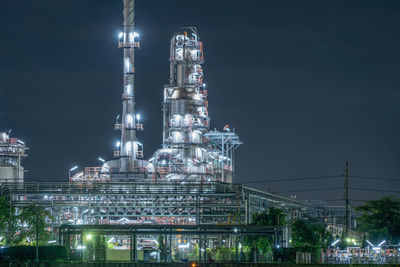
xmin=1 ymin=182 xmax=310 ymax=228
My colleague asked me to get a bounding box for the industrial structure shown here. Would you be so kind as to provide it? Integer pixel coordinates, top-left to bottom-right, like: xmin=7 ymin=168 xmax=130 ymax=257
xmin=149 ymin=28 xmax=241 ymax=183
xmin=0 ymin=0 xmax=350 ymax=262
xmin=71 ymin=0 xmax=242 ymax=184
xmin=0 ymin=131 xmax=27 ymax=183
xmin=102 ymin=0 xmax=149 ymax=181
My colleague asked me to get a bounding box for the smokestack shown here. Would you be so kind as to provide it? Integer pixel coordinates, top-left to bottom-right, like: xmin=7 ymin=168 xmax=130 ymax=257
xmin=118 ymin=0 xmax=142 ymax=172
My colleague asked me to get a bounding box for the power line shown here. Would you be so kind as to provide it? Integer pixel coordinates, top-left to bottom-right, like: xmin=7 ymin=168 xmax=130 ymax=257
xmin=278 ymin=187 xmax=343 ymax=193
xmin=277 ymin=186 xmax=399 ymax=194
xmin=238 ymin=175 xmax=342 ymax=184
xmin=349 ymin=175 xmax=400 ymax=182
xmin=348 ymin=187 xmax=400 ymax=194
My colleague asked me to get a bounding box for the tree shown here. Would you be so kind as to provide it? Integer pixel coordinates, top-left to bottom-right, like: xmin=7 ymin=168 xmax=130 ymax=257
xmin=355 ymin=196 xmax=400 ymax=244
xmin=0 ymin=196 xmax=16 ymax=244
xmin=17 ymin=203 xmax=52 ymax=245
xmin=291 ymin=218 xmax=332 ymax=263
xmin=251 ymin=207 xmax=286 ymax=226
xmin=244 ymin=208 xmax=285 ymax=262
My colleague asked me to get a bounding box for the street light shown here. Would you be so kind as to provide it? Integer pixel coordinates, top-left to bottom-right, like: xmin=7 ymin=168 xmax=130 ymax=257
xmin=98 ymin=157 xmax=106 ymax=163
xmin=69 ymin=165 xmax=78 ymax=182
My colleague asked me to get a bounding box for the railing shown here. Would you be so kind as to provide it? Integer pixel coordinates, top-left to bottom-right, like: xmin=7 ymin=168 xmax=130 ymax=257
xmin=136 ymin=150 xmax=143 ymax=158
xmin=114 ymin=123 xmax=123 ymax=130
xmin=118 ymin=41 xmax=140 ymax=49
xmin=135 ymin=123 xmax=143 ymax=130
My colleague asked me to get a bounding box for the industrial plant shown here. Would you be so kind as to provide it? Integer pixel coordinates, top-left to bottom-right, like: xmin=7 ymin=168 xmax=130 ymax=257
xmin=0 ymin=0 xmax=357 ymax=263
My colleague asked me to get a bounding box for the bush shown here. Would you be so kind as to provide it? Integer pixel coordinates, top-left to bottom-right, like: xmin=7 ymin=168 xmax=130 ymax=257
xmin=0 ymin=246 xmax=68 ymax=261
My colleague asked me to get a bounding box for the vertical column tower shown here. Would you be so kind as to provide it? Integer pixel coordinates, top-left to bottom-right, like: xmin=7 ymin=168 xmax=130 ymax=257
xmin=116 ymin=0 xmax=143 ymax=173
xmin=153 ymin=28 xmax=212 ymax=182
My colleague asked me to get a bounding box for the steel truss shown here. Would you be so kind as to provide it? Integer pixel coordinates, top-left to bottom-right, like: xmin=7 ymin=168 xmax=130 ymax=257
xmin=1 ymin=182 xmax=311 ymax=228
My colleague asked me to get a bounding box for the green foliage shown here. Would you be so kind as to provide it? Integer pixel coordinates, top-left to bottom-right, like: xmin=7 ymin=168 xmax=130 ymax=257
xmin=273 ymin=247 xmax=297 ymax=263
xmin=257 ymin=236 xmax=272 ymax=256
xmin=16 ymin=203 xmax=52 ymax=245
xmin=0 ymin=196 xmax=16 ymax=245
xmin=0 ymin=198 xmax=52 ymax=245
xmin=215 ymin=246 xmax=232 ymax=261
xmin=355 ymin=196 xmax=400 ymax=244
xmin=83 ymin=234 xmax=107 ymax=261
xmin=243 ymin=207 xmax=285 ymax=262
xmin=251 ymin=207 xmax=286 ymax=226
xmin=291 ymin=218 xmax=332 ymax=263
xmin=0 ymin=246 xmax=68 ymax=260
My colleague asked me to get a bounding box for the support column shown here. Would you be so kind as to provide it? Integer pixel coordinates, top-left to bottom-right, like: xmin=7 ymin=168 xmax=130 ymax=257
xmin=199 ymin=234 xmax=202 ymax=262
xmin=130 ymin=234 xmax=133 ymax=262
xmin=169 ymin=233 xmax=172 ymax=263
xmin=133 ymin=233 xmax=137 ymax=262
xmin=203 ymin=234 xmax=207 ymax=262
xmin=235 ymin=234 xmax=239 ymax=262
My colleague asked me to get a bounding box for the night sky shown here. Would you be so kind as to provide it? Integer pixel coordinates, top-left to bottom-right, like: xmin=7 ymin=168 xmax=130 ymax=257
xmin=1 ymin=0 xmax=399 ymax=205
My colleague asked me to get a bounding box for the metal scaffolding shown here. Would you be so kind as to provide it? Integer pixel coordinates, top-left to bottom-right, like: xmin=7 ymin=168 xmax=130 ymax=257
xmin=205 ymin=129 xmax=242 ymax=183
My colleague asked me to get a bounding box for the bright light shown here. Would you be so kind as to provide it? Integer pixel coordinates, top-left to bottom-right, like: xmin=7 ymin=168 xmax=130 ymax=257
xmin=125 ymin=141 xmax=132 ymax=153
xmin=346 ymin=238 xmax=351 ymax=243
xmin=118 ymin=32 xmax=123 ymax=39
xmin=86 ymin=234 xmax=92 ymax=240
xmin=26 ymin=237 xmax=32 ymax=243
xmin=0 ymin=236 xmax=3 ymax=241
xmin=126 ymin=114 xmax=133 ymax=126
xmin=136 ymin=114 xmax=141 ymax=121
xmin=98 ymin=157 xmax=106 ymax=163
xmin=48 ymin=240 xmax=56 ymax=244
xmin=178 ymin=243 xmax=189 ymax=249
xmin=17 ymin=140 xmax=25 ymax=145
xmin=378 ymin=240 xmax=386 ymax=247
xmin=70 ymin=166 xmax=78 ymax=172
xmin=76 ymin=245 xmax=85 ymax=250
xmin=331 ymin=239 xmax=340 ymax=246
xmin=276 ymin=245 xmax=280 ymax=248
xmin=366 ymin=240 xmax=374 ymax=246
xmin=133 ymin=32 xmax=139 ymax=38
xmin=107 ymin=237 xmax=115 ymax=244
xmin=233 ymin=228 xmax=238 ymax=233
xmin=116 ymin=141 xmax=121 ymax=148
xmin=372 ymin=247 xmax=381 ymax=251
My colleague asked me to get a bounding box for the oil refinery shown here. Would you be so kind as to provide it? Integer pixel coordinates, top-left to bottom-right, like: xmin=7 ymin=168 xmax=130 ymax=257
xmin=0 ymin=0 xmax=352 ymax=263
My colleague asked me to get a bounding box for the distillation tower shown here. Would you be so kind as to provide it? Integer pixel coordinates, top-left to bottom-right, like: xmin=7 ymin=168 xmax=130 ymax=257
xmin=149 ymin=29 xmax=242 ymax=183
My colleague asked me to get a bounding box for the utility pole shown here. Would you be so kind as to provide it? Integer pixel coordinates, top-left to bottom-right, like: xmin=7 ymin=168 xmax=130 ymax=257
xmin=36 ymin=210 xmax=39 ymax=262
xmin=345 ymin=161 xmax=349 ymax=237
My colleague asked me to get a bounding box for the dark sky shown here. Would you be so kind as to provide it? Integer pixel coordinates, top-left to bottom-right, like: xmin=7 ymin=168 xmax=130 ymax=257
xmin=1 ymin=0 xmax=399 ymax=205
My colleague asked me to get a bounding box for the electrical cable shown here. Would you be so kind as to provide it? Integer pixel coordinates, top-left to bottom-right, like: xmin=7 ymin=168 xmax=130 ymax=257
xmin=238 ymin=175 xmax=342 ymax=184
xmin=348 ymin=187 xmax=400 ymax=194
xmin=277 ymin=186 xmax=343 ymax=193
xmin=349 ymin=175 xmax=400 ymax=182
